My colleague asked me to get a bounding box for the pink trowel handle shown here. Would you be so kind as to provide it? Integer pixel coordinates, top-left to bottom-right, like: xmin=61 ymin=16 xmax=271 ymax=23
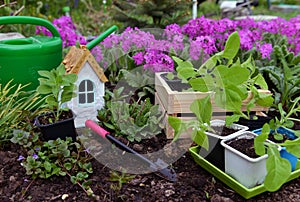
xmin=85 ymin=120 xmax=109 ymax=138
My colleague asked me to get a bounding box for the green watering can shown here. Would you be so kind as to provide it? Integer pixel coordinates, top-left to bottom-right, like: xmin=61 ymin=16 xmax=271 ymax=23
xmin=0 ymin=16 xmax=62 ymax=91
xmin=0 ymin=16 xmax=118 ymax=91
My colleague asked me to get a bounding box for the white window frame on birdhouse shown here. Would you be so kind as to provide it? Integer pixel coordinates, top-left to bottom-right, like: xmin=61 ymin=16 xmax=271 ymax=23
xmin=78 ymin=79 xmax=95 ymax=106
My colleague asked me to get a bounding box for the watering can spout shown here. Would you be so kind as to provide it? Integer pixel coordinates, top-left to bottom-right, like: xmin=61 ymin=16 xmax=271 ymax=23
xmin=86 ymin=25 xmax=118 ymax=50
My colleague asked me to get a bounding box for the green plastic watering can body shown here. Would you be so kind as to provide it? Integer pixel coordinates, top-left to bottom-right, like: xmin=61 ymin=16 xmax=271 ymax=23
xmin=0 ymin=16 xmax=62 ymax=91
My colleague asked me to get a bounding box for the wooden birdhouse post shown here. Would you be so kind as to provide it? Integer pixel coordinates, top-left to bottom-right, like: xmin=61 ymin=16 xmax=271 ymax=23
xmin=63 ymin=45 xmax=108 ymax=128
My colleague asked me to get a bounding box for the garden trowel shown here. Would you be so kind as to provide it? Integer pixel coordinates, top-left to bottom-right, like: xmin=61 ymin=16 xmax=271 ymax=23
xmin=85 ymin=120 xmax=177 ymax=182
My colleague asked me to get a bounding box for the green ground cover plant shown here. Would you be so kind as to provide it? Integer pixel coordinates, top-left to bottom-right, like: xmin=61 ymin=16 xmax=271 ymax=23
xmin=11 ymin=132 xmax=95 ymax=197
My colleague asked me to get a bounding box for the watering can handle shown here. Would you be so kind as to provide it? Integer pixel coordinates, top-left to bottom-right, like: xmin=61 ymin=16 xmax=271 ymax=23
xmin=86 ymin=25 xmax=118 ymax=50
xmin=0 ymin=16 xmax=61 ymax=38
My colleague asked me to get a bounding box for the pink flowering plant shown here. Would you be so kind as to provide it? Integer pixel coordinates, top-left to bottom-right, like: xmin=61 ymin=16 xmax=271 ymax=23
xmin=36 ymin=15 xmax=300 ymax=109
xmin=37 ymin=15 xmax=300 ymax=72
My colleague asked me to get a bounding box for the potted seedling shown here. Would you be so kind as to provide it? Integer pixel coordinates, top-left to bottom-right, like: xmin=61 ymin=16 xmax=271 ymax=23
xmin=34 ymin=64 xmax=78 ymax=141
xmin=220 ymin=130 xmax=283 ymax=189
xmin=253 ymin=96 xmax=300 ymax=171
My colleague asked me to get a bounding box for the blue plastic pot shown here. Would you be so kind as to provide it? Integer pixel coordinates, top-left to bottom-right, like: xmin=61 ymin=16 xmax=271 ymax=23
xmin=253 ymin=127 xmax=298 ymax=171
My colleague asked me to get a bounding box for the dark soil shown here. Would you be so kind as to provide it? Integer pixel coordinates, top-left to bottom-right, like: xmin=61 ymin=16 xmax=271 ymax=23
xmin=37 ymin=110 xmax=74 ymax=125
xmin=237 ymin=115 xmax=272 ymax=131
xmin=225 ymin=137 xmax=260 ymax=159
xmin=268 ymin=133 xmax=288 ymax=144
xmin=209 ymin=126 xmax=239 ymax=136
xmin=1 ymin=132 xmax=300 ymax=202
xmin=161 ymin=73 xmax=191 ymax=92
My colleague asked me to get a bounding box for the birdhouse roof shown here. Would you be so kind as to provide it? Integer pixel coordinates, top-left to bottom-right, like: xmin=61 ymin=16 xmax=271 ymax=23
xmin=62 ymin=45 xmax=108 ymax=83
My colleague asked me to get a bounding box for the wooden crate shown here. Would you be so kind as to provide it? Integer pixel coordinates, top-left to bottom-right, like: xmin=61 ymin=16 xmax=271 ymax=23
xmin=155 ymin=72 xmax=271 ymax=138
xmin=155 ymin=72 xmax=270 ymax=114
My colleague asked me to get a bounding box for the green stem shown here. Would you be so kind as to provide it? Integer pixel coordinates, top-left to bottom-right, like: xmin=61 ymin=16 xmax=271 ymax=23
xmin=21 ymin=179 xmax=35 ymax=199
xmin=65 ymin=171 xmax=92 ymax=196
xmin=288 ymin=117 xmax=300 ymax=122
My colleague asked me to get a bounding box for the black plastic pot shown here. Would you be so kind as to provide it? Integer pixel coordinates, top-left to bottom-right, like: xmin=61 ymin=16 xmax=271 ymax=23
xmin=35 ymin=111 xmax=77 ymax=141
xmin=237 ymin=115 xmax=272 ymax=131
xmin=199 ymin=135 xmax=225 ymax=170
xmin=198 ymin=120 xmax=248 ymax=171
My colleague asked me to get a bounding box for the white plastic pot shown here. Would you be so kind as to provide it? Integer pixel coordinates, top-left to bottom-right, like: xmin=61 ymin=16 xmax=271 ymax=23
xmin=221 ymin=131 xmax=280 ymax=188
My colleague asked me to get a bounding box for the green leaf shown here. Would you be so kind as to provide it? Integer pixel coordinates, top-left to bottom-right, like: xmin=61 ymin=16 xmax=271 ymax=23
xmin=45 ymin=96 xmax=57 ymax=105
xmin=52 ymin=167 xmax=61 ymax=175
xmin=38 ymin=70 xmax=52 ymax=79
xmin=61 ymin=86 xmax=76 ymax=103
xmin=254 ymin=123 xmax=270 ymax=155
xmin=168 ymin=116 xmax=187 ymax=141
xmin=202 ymin=55 xmax=217 ymax=69
xmin=262 ymin=123 xmax=271 ymax=134
xmin=189 ymin=96 xmax=212 ymax=124
xmin=38 ymin=78 xmax=55 ymax=86
xmin=296 ymin=161 xmax=300 ymax=170
xmin=264 ymin=146 xmax=291 ymax=192
xmin=225 ymin=114 xmax=241 ymax=126
xmin=222 ymin=31 xmax=240 ymax=60
xmin=215 ymin=63 xmax=250 ymax=86
xmin=254 ymin=132 xmax=268 ymax=156
xmin=256 ymin=93 xmax=274 ymax=107
xmin=278 ymin=103 xmax=286 ymax=118
xmin=176 ymin=60 xmax=194 ymax=71
xmin=64 ymin=162 xmax=72 ymax=170
xmin=254 ymin=74 xmax=268 ymax=90
xmin=44 ymin=161 xmax=52 ymax=172
xmin=37 ymin=85 xmax=53 ymax=94
xmin=192 ymin=129 xmax=209 ymax=150
xmin=188 ymin=77 xmax=209 ymax=92
xmin=172 ymin=56 xmax=183 ymax=65
xmin=177 ymin=67 xmax=197 ymax=80
xmin=82 ymin=180 xmax=92 ymax=188
xmin=281 ymin=138 xmax=300 ymax=158
xmin=166 ymin=72 xmax=174 ymax=80
xmin=70 ymin=176 xmax=77 ymax=184
xmin=64 ymin=73 xmax=78 ymax=83
xmin=214 ymin=87 xmax=243 ymax=112
xmin=57 ymin=64 xmax=66 ymax=75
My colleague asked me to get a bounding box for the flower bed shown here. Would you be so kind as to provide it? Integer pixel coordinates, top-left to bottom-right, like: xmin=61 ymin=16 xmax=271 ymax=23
xmin=1 ymin=14 xmax=300 ymax=200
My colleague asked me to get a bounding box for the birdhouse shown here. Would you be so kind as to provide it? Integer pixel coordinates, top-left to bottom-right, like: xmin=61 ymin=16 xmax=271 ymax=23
xmin=63 ymin=45 xmax=108 ymax=128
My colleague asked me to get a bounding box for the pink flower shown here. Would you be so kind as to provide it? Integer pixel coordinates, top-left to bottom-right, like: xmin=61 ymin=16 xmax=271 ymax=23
xmin=256 ymin=43 xmax=273 ymax=59
xmin=133 ymin=52 xmax=144 ymax=65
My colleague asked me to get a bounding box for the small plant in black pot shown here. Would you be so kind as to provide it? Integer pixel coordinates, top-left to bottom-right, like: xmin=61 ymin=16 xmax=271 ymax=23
xmin=34 ymin=64 xmax=78 ymax=141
